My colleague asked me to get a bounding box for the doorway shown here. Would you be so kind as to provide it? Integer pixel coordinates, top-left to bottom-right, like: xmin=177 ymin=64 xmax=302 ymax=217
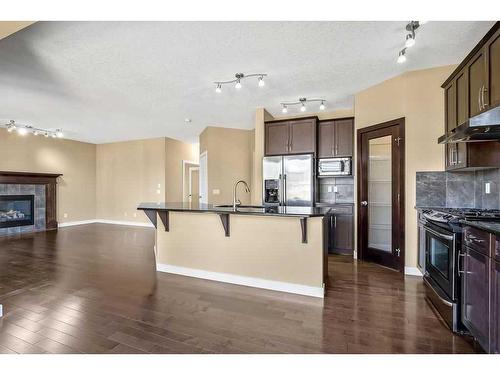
xmin=357 ymin=118 xmax=405 ymax=272
xmin=189 ymin=167 xmax=200 ymax=204
xmin=199 ymin=151 xmax=208 ymax=204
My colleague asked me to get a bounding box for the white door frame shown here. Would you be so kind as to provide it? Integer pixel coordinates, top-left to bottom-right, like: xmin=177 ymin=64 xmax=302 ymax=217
xmin=188 ymin=166 xmax=200 ymax=203
xmin=199 ymin=151 xmax=208 ymax=204
xmin=182 ymin=160 xmax=199 ymax=202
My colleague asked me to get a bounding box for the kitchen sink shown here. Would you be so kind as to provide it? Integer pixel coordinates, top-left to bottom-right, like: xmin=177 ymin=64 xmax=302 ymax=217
xmin=215 ymin=204 xmax=265 ymax=209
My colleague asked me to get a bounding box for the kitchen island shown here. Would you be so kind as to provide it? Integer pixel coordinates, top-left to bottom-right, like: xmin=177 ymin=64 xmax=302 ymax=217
xmin=137 ymin=202 xmax=330 ymax=297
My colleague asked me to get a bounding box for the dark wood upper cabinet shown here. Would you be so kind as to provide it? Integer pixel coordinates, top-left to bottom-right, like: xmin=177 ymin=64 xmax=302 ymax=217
xmin=456 ymin=71 xmax=469 ymax=126
xmin=445 ymin=82 xmax=457 ymax=132
xmin=265 ymin=117 xmax=317 ymax=156
xmin=486 ymin=28 xmax=500 ymax=109
xmin=265 ymin=121 xmax=289 ymax=155
xmin=318 ymin=121 xmax=335 ymax=158
xmin=334 ymin=118 xmax=354 ymax=157
xmin=468 ymin=51 xmax=486 ymax=118
xmin=289 ymin=118 xmax=316 ymax=154
xmin=318 ymin=117 xmax=354 ymax=158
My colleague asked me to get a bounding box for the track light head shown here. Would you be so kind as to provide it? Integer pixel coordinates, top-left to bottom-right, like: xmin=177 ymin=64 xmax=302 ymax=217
xmin=56 ymin=129 xmax=64 ymax=138
xmin=319 ymin=101 xmax=325 ymax=111
xmin=397 ymin=49 xmax=407 ymax=63
xmin=17 ymin=127 xmax=28 ymax=136
xmin=405 ymin=33 xmax=415 ymax=48
xmin=282 ymin=105 xmax=288 ymax=114
xmin=215 ymin=84 xmax=222 ymax=93
xmin=258 ymin=76 xmax=265 ymax=87
xmin=235 ymin=79 xmax=242 ymax=89
xmin=300 ymin=103 xmax=306 ymax=112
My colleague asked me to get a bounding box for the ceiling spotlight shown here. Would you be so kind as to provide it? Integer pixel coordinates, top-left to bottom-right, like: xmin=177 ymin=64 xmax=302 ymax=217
xmin=282 ymin=105 xmax=288 ymax=114
xmin=51 ymin=133 xmax=57 ymax=138
xmin=258 ymin=76 xmax=265 ymax=87
xmin=44 ymin=132 xmax=49 ymax=138
xmin=405 ymin=33 xmax=415 ymax=48
xmin=300 ymin=103 xmax=306 ymax=112
xmin=397 ymin=49 xmax=407 ymax=63
xmin=319 ymin=101 xmax=326 ymax=111
xmin=33 ymin=130 xmax=39 ymax=136
xmin=17 ymin=127 xmax=28 ymax=136
xmin=235 ymin=79 xmax=242 ymax=90
xmin=56 ymin=129 xmax=64 ymax=138
xmin=215 ymin=84 xmax=222 ymax=93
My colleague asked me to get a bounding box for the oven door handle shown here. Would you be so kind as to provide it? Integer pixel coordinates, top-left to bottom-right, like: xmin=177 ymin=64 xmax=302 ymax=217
xmin=424 ymin=225 xmax=454 ymax=241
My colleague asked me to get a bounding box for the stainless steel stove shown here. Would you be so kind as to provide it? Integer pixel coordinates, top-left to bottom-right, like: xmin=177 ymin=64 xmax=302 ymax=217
xmin=420 ymin=207 xmax=500 ymax=333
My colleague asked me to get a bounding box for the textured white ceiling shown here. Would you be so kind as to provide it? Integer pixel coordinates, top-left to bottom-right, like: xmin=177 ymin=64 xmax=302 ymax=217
xmin=0 ymin=21 xmax=495 ymax=144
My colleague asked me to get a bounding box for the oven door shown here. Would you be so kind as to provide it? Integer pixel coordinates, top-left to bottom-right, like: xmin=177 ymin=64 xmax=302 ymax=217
xmin=424 ymin=223 xmax=457 ymax=300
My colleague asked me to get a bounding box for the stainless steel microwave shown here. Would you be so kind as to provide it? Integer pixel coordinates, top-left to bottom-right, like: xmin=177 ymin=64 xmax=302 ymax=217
xmin=318 ymin=157 xmax=352 ymax=176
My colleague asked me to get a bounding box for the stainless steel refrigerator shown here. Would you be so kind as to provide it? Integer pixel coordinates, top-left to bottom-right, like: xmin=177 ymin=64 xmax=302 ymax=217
xmin=262 ymin=154 xmax=314 ymax=207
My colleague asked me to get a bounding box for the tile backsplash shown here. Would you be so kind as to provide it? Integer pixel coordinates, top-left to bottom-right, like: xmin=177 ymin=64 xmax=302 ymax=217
xmin=416 ymin=169 xmax=500 ymax=209
xmin=318 ymin=177 xmax=354 ymax=204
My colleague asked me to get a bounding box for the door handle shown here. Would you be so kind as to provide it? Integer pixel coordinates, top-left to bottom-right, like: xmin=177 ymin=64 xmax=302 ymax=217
xmin=361 ymin=201 xmax=368 ymax=206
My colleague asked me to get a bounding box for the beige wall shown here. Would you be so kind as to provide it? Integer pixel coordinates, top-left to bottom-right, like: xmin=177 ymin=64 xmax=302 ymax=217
xmin=96 ymin=138 xmax=166 ymax=223
xmin=0 ymin=128 xmax=96 ymax=223
xmin=0 ymin=21 xmax=34 ymax=40
xmin=165 ymin=137 xmax=198 ymax=202
xmin=156 ymin=212 xmax=324 ymax=288
xmin=199 ymin=126 xmax=253 ymax=205
xmin=354 ymin=65 xmax=455 ymax=268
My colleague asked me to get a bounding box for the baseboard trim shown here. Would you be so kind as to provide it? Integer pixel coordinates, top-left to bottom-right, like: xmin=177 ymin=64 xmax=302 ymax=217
xmin=58 ymin=220 xmax=97 ymax=227
xmin=156 ymin=263 xmax=325 ymax=298
xmin=58 ymin=219 xmax=154 ymax=228
xmin=405 ymin=266 xmax=423 ymax=277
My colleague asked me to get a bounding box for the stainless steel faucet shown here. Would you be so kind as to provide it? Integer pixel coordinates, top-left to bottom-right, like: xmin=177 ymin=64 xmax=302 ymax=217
xmin=233 ymin=180 xmax=250 ymax=210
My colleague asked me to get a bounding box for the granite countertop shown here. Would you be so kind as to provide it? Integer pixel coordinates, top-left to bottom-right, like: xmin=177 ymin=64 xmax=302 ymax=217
xmin=459 ymin=220 xmax=500 ymax=236
xmin=137 ymin=202 xmax=329 ymax=218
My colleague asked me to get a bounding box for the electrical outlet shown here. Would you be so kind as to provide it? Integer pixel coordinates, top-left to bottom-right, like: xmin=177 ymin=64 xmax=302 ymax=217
xmin=156 ymin=189 xmax=161 ymax=194
xmin=63 ymin=213 xmax=68 ymax=218
xmin=133 ymin=213 xmax=137 ymax=218
xmin=157 ymin=183 xmax=161 ymax=188
xmin=327 ymin=186 xmax=333 ymax=193
xmin=485 ymin=182 xmax=491 ymax=194
xmin=213 ymin=189 xmax=220 ymax=195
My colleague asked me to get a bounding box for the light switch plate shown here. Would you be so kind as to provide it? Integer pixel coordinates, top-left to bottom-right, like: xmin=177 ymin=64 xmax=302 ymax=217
xmin=213 ymin=189 xmax=220 ymax=195
xmin=333 ymin=186 xmax=338 ymax=193
xmin=327 ymin=186 xmax=333 ymax=193
xmin=485 ymin=182 xmax=491 ymax=194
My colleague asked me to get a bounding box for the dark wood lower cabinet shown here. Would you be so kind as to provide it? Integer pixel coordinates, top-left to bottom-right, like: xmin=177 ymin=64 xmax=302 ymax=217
xmin=332 ymin=214 xmax=353 ymax=255
xmin=462 ymin=246 xmax=490 ymax=351
xmin=491 ymin=260 xmax=500 ymax=354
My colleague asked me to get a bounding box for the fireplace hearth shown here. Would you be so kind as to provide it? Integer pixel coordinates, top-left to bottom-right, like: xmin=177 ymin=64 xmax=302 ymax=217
xmin=0 ymin=195 xmax=35 ymax=228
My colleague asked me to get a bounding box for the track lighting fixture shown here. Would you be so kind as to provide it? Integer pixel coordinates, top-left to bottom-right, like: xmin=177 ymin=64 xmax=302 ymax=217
xmin=214 ymin=72 xmax=267 ymax=93
xmin=2 ymin=120 xmax=63 ymax=139
xmin=280 ymin=97 xmax=327 ymax=114
xmin=396 ymin=21 xmax=426 ymax=63
xmin=397 ymin=49 xmax=407 ymax=64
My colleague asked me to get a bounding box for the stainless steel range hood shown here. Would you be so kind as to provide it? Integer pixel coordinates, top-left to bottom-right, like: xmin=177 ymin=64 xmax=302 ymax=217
xmin=438 ymin=105 xmax=500 ymax=144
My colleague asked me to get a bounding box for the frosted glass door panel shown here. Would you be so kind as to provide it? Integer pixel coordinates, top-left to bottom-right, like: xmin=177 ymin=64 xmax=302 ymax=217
xmin=368 ymin=136 xmax=392 ymax=253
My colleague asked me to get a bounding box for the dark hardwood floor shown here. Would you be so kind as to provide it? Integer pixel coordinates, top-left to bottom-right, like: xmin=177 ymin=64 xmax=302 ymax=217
xmin=0 ymin=224 xmax=475 ymax=354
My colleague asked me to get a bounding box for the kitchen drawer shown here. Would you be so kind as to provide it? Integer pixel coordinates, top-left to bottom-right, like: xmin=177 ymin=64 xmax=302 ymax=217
xmin=320 ymin=204 xmax=353 ymax=215
xmin=463 ymin=226 xmax=491 ymax=256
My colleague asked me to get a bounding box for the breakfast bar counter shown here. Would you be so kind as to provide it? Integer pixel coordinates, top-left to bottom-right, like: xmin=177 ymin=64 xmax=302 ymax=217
xmin=137 ymin=202 xmax=330 ymax=297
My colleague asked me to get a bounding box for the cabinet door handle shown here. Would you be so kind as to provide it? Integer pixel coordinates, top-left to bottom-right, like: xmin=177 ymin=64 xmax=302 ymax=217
xmin=479 ymin=87 xmax=483 ymax=111
xmin=483 ymin=86 xmax=488 ymax=108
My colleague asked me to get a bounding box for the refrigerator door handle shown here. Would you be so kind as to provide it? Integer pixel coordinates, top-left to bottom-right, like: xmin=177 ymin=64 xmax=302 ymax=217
xmin=282 ymin=174 xmax=287 ymax=206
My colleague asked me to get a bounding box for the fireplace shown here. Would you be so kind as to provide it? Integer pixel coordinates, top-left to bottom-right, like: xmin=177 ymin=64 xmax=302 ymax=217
xmin=0 ymin=195 xmax=35 ymax=228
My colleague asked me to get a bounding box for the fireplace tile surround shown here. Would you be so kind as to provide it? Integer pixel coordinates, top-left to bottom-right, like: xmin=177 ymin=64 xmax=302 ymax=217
xmin=0 ymin=171 xmax=62 ymax=237
xmin=0 ymin=185 xmax=45 ymax=235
